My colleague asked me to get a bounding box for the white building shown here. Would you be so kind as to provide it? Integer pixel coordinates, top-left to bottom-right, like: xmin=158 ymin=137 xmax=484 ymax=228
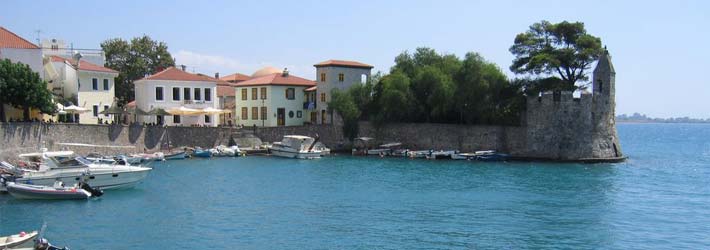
xmin=134 ymin=67 xmax=221 ymax=127
xmin=46 ymin=55 xmax=119 ymax=124
xmin=234 ymin=67 xmax=316 ymax=127
xmin=41 ymin=38 xmax=105 ymax=66
xmin=314 ymin=60 xmax=372 ymax=124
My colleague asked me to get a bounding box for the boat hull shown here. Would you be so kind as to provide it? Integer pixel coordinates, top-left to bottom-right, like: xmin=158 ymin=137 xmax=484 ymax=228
xmin=164 ymin=152 xmax=187 ymax=160
xmin=0 ymin=231 xmax=38 ymax=248
xmin=270 ymin=148 xmax=321 ymax=159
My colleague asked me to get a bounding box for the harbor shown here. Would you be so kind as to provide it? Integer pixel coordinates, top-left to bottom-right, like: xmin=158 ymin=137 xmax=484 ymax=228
xmin=0 ymin=123 xmax=708 ymax=249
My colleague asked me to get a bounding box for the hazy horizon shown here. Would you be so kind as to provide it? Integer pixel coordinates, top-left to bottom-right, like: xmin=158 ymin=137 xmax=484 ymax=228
xmin=2 ymin=0 xmax=707 ymax=118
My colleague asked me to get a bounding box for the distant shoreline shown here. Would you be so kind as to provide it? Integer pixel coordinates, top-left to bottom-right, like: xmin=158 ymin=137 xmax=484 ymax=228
xmin=617 ymin=120 xmax=710 ymax=124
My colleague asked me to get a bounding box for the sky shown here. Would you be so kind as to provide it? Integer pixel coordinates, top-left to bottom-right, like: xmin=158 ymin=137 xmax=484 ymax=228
xmin=1 ymin=0 xmax=708 ymax=118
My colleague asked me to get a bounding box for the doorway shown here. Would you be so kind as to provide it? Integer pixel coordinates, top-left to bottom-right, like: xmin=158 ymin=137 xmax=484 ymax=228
xmin=277 ymin=108 xmax=285 ymax=126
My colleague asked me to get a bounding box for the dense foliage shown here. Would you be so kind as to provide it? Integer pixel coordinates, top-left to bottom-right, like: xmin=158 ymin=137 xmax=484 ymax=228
xmin=102 ymin=35 xmax=175 ymax=105
xmin=329 ymin=47 xmax=524 ymax=135
xmin=328 ymin=89 xmax=361 ymax=140
xmin=0 ymin=59 xmax=56 ymax=121
xmin=509 ymin=20 xmax=603 ymax=89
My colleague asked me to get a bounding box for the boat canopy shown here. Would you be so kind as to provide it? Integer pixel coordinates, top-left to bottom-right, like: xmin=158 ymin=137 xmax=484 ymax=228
xmin=379 ymin=142 xmax=402 ymax=148
xmin=280 ymin=135 xmax=316 ymax=151
xmin=19 ymin=151 xmax=74 ymax=158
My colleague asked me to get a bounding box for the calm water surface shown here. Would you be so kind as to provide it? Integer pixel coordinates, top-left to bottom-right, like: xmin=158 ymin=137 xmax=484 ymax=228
xmin=1 ymin=123 xmax=709 ymax=249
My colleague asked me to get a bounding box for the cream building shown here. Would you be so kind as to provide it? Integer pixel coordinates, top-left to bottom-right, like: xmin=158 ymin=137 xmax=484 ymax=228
xmin=234 ymin=67 xmax=315 ymax=127
xmin=0 ymin=26 xmax=46 ymax=121
xmin=313 ymin=60 xmax=372 ymax=124
xmin=134 ymin=67 xmax=221 ymax=127
xmin=47 ymin=55 xmax=118 ymax=124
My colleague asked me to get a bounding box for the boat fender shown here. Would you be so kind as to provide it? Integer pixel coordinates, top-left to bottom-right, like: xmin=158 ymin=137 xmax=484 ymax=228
xmin=19 ymin=231 xmax=26 ymax=237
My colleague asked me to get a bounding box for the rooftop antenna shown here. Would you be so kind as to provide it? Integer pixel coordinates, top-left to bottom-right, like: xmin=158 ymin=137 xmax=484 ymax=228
xmin=34 ymin=29 xmax=42 ymax=46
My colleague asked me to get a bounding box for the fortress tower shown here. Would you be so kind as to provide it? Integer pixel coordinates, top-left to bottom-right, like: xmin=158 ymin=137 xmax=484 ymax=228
xmin=522 ymin=49 xmax=623 ymax=161
xmin=591 ymin=49 xmax=623 ymax=158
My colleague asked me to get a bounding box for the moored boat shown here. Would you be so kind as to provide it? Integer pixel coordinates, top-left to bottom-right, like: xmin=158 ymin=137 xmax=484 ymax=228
xmin=164 ymin=151 xmax=187 ymax=160
xmin=268 ymin=135 xmax=322 ymax=159
xmin=475 ymin=150 xmax=510 ymax=161
xmin=0 ymin=230 xmax=38 ymax=249
xmin=5 ymin=181 xmax=103 ymax=200
xmin=452 ymin=152 xmax=477 ymax=160
xmin=193 ymin=148 xmax=213 ymax=158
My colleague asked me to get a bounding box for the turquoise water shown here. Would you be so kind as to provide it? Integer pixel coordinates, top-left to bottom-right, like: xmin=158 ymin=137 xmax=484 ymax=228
xmin=1 ymin=123 xmax=709 ymax=249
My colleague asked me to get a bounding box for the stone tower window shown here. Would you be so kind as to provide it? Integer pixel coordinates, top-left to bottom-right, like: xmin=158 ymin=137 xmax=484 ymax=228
xmin=320 ymin=73 xmax=326 ymax=82
xmin=553 ymin=91 xmax=561 ymax=102
xmin=338 ymin=73 xmax=344 ymax=82
xmin=598 ymin=80 xmax=603 ymax=93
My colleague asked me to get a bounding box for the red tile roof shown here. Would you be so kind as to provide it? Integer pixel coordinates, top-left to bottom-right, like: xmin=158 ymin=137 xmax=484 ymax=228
xmin=314 ymin=59 xmax=373 ymax=69
xmin=217 ymin=85 xmax=235 ymax=97
xmin=235 ymin=73 xmax=316 ymax=87
xmin=140 ymin=67 xmax=226 ymax=82
xmin=126 ymin=100 xmax=136 ymax=107
xmin=219 ymin=72 xmax=251 ymax=82
xmin=305 ymin=86 xmax=317 ymax=92
xmin=0 ymin=27 xmax=40 ymax=49
xmin=50 ymin=55 xmax=118 ymax=73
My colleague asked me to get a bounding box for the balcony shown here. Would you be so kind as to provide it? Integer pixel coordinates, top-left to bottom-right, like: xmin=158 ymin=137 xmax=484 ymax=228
xmin=303 ymin=102 xmax=316 ymax=110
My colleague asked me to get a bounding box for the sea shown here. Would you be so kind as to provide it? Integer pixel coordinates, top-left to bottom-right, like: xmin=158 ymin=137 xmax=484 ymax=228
xmin=1 ymin=123 xmax=709 ymax=249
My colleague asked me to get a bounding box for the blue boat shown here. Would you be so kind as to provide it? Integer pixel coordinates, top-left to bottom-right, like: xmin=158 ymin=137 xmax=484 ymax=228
xmin=164 ymin=151 xmax=187 ymax=160
xmin=475 ymin=150 xmax=510 ymax=162
xmin=192 ymin=149 xmax=212 ymax=158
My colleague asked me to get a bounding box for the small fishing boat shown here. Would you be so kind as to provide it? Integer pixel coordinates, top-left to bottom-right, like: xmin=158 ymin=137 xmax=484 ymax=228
xmin=426 ymin=150 xmax=457 ymax=160
xmin=132 ymin=152 xmax=165 ymax=162
xmin=351 ymin=137 xmax=375 ymax=155
xmin=5 ymin=181 xmax=103 ymax=200
xmin=0 ymin=230 xmax=38 ymax=249
xmin=164 ymin=151 xmax=187 ymax=160
xmin=367 ymin=142 xmax=402 ymax=156
xmin=452 ymin=152 xmax=477 ymax=160
xmin=407 ymin=150 xmax=430 ymax=158
xmin=192 ymin=148 xmax=212 ymax=158
xmin=475 ymin=150 xmax=510 ymax=161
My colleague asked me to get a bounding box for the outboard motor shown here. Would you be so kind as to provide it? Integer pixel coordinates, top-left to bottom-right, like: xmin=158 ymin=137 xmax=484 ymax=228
xmin=79 ymin=182 xmax=104 ymax=197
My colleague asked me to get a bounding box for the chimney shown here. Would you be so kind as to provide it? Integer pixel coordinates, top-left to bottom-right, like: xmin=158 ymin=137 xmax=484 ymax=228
xmin=215 ymin=72 xmax=220 ymax=79
xmin=180 ymin=64 xmax=187 ymax=71
xmin=282 ymin=68 xmax=289 ymax=77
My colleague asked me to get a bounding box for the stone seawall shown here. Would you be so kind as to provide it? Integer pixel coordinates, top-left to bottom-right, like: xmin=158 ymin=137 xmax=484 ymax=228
xmin=0 ymin=123 xmax=345 ymax=161
xmin=358 ymin=122 xmax=526 ymax=154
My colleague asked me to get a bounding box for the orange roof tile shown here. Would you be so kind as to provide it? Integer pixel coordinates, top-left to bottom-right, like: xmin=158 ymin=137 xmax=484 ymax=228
xmin=219 ymin=72 xmax=251 ymax=82
xmin=140 ymin=67 xmax=225 ymax=82
xmin=0 ymin=27 xmax=40 ymax=49
xmin=314 ymin=59 xmax=373 ymax=69
xmin=217 ymin=85 xmax=235 ymax=97
xmin=235 ymin=73 xmax=315 ymax=87
xmin=50 ymin=55 xmax=118 ymax=73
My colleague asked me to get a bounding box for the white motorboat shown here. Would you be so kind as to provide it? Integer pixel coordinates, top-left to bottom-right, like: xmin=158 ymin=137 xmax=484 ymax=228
xmin=426 ymin=150 xmax=457 ymax=160
xmin=312 ymin=142 xmax=331 ymax=156
xmin=0 ymin=230 xmax=38 ymax=249
xmin=452 ymin=152 xmax=477 ymax=160
xmin=1 ymin=150 xmax=151 ymax=192
xmin=268 ymin=135 xmax=322 ymax=159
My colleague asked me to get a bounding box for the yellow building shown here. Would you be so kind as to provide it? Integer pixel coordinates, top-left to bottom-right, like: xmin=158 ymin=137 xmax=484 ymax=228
xmin=234 ymin=67 xmax=316 ymax=127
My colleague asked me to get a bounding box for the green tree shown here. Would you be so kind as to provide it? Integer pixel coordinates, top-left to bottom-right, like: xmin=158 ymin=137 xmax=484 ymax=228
xmin=372 ymin=72 xmax=415 ymax=124
xmin=413 ymin=66 xmax=454 ymax=121
xmin=102 ymin=35 xmax=175 ymax=105
xmin=328 ymin=89 xmax=361 ymax=140
xmin=509 ymin=20 xmax=603 ymax=88
xmin=0 ymin=59 xmax=56 ymax=121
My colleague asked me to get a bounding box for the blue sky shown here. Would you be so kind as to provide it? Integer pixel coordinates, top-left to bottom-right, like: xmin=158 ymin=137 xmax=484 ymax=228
xmin=2 ymin=0 xmax=708 ymax=118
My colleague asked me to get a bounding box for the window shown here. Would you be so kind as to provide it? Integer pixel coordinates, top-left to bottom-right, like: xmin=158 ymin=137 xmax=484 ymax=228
xmin=320 ymin=93 xmax=326 ymax=102
xmin=104 ymin=105 xmax=109 ymax=114
xmin=194 ymin=88 xmax=201 ymax=101
xmin=103 ymin=79 xmax=109 ymax=90
xmin=261 ymin=107 xmax=267 ymax=120
xmin=241 ymin=107 xmax=248 ymax=120
xmin=155 ymin=87 xmax=164 ymax=101
xmin=260 ymin=87 xmax=267 ymax=100
xmin=297 ymin=111 xmax=302 ymax=118
xmin=251 ymin=107 xmax=258 ymax=120
xmin=338 ymin=73 xmax=344 ymax=82
xmin=173 ymin=115 xmax=181 ymax=124
xmin=285 ymin=88 xmax=295 ymax=100
xmin=251 ymin=88 xmax=257 ymax=100
xmin=204 ymin=88 xmax=211 ymax=101
xmin=184 ymin=88 xmax=191 ymax=101
xmin=320 ymin=73 xmax=326 ymax=82
xmin=598 ymin=80 xmax=603 ymax=93
xmin=92 ymin=105 xmax=99 ymax=117
xmin=204 ymin=115 xmax=211 ymax=123
xmin=92 ymin=78 xmax=98 ymax=90
xmin=241 ymin=89 xmax=247 ymax=100
xmin=172 ymin=87 xmax=181 ymax=101
xmin=288 ymin=111 xmax=294 ymax=118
